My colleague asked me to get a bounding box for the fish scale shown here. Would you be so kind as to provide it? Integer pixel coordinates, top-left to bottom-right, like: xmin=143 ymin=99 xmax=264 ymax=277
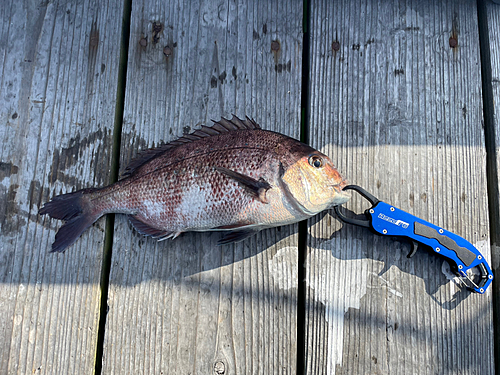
xmin=40 ymin=116 xmax=349 ymax=252
xmin=124 ymin=147 xmax=278 ymax=231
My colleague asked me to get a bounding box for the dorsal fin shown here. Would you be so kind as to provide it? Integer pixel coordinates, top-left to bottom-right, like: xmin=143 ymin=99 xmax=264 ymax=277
xmin=122 ymin=115 xmax=260 ymax=177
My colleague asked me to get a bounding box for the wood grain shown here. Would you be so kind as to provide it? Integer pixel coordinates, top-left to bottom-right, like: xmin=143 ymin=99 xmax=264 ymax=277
xmin=102 ymin=0 xmax=303 ymax=373
xmin=481 ymin=0 xmax=500 ymax=369
xmin=483 ymin=1 xmax=500 ymax=241
xmin=0 ymin=1 xmax=124 ymax=373
xmin=3 ymin=1 xmax=498 ymax=373
xmin=488 ymin=1 xmax=500 ymax=240
xmin=305 ymin=0 xmax=495 ymax=374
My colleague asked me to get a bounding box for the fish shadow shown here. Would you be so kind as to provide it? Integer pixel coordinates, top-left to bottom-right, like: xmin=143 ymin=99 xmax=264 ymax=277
xmin=114 ymin=205 xmax=473 ymax=310
xmin=35 ymin=208 xmax=470 ymax=310
xmin=306 ymin=209 xmax=471 ymax=310
xmin=111 ymin=213 xmax=295 ymax=287
xmin=118 ymin=206 xmax=471 ymax=310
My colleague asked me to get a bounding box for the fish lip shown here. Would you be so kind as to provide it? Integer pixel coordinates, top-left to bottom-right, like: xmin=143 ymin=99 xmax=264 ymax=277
xmin=330 ymin=179 xmax=349 ymax=193
xmin=331 ymin=180 xmax=351 ymax=201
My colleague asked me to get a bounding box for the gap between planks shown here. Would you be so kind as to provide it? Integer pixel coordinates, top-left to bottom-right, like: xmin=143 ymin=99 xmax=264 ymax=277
xmin=297 ymin=0 xmax=312 ymax=374
xmin=94 ymin=0 xmax=133 ymax=373
xmin=477 ymin=1 xmax=500 ymax=374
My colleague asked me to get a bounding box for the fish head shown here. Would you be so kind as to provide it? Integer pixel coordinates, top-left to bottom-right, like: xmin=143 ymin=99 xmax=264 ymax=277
xmin=281 ymin=149 xmax=350 ymax=215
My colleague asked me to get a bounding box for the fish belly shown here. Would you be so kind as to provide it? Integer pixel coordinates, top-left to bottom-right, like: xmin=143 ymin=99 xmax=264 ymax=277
xmin=120 ymin=167 xmax=307 ymax=234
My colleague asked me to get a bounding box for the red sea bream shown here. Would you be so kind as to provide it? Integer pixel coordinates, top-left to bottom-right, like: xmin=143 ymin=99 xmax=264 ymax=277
xmin=40 ymin=116 xmax=350 ymax=252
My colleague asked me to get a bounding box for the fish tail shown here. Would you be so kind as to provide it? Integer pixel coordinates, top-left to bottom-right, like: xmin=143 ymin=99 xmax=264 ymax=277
xmin=39 ymin=188 xmax=103 ymax=253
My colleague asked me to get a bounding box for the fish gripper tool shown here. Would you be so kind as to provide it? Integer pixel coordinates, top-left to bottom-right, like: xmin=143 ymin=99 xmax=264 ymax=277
xmin=334 ymin=185 xmax=494 ymax=294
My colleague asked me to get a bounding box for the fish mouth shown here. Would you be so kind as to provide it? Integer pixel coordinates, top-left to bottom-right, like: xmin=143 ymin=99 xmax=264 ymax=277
xmin=330 ymin=178 xmax=349 ymax=192
xmin=331 ymin=179 xmax=351 ymax=205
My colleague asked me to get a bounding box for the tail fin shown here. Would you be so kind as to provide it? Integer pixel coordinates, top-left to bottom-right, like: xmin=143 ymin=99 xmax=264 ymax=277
xmin=39 ymin=188 xmax=102 ymax=253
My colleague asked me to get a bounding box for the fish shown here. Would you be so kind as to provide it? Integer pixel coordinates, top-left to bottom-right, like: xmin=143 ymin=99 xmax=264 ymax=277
xmin=39 ymin=116 xmax=350 ymax=252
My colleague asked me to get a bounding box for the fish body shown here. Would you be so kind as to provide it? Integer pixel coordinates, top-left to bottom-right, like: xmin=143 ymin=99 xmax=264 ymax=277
xmin=40 ymin=116 xmax=349 ymax=252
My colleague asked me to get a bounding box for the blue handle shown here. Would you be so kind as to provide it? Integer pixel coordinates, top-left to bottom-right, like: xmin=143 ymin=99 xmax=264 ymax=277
xmin=368 ymin=201 xmax=493 ymax=294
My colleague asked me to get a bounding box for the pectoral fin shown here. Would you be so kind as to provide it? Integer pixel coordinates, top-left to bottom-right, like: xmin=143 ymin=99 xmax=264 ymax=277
xmin=216 ymin=167 xmax=271 ymax=204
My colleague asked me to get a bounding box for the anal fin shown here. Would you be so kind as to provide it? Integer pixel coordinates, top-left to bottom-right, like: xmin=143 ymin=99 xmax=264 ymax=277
xmin=214 ymin=221 xmax=253 ymax=230
xmin=128 ymin=215 xmax=179 ymax=240
xmin=218 ymin=229 xmax=259 ymax=245
xmin=215 ymin=167 xmax=271 ymax=204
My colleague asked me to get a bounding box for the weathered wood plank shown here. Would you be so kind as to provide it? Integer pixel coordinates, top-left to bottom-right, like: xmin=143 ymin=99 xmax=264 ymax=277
xmin=0 ymin=1 xmax=124 ymax=373
xmin=102 ymin=1 xmax=303 ymax=373
xmin=481 ymin=0 xmax=500 ymax=368
xmin=305 ymin=0 xmax=494 ymax=374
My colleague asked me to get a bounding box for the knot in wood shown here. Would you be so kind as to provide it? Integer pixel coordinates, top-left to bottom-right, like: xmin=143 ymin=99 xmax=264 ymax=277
xmin=214 ymin=361 xmax=225 ymax=374
xmin=163 ymin=46 xmax=172 ymax=57
xmin=90 ymin=35 xmax=99 ymax=47
xmin=152 ymin=22 xmax=163 ymax=33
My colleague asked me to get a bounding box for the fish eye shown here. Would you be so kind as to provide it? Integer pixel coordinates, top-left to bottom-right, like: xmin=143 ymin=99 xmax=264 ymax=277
xmin=308 ymin=155 xmax=324 ymax=168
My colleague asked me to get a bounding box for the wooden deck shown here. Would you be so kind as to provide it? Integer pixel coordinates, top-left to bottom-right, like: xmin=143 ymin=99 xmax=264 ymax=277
xmin=1 ymin=0 xmax=499 ymax=374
